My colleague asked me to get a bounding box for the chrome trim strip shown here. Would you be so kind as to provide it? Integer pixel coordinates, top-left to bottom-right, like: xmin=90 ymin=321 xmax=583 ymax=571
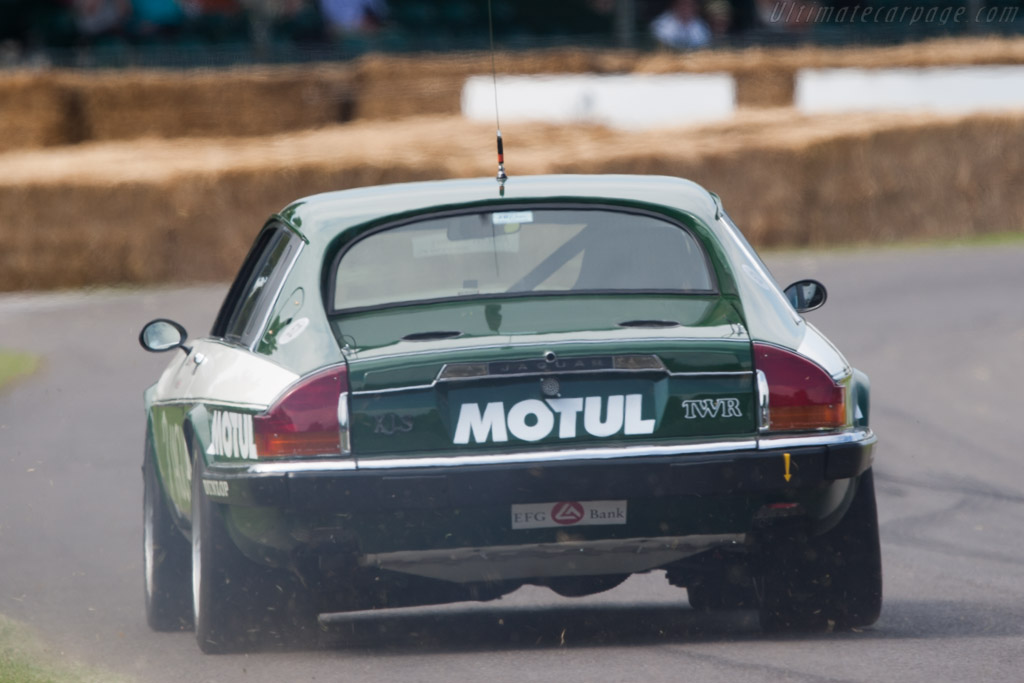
xmin=352 ymin=369 xmax=755 ymax=396
xmin=239 ymin=440 xmax=757 ymax=474
xmin=756 ymin=369 xmax=771 ymax=432
xmin=350 ymin=384 xmax=433 ymax=396
xmin=229 ymin=432 xmax=873 ymax=476
xmin=150 ymin=398 xmax=265 ymax=410
xmin=675 ymin=370 xmax=752 ymax=377
xmin=338 ymin=391 xmax=351 ymax=457
xmin=758 ymin=429 xmax=875 ymax=450
xmin=247 ymin=459 xmax=357 ymax=474
xmin=356 ymin=440 xmax=758 ymax=469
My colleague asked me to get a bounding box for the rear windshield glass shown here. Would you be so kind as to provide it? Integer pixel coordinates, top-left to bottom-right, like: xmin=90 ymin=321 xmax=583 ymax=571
xmin=332 ymin=208 xmax=714 ymax=311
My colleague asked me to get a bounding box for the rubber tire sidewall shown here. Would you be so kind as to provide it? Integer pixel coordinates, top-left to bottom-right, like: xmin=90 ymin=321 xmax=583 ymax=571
xmin=143 ymin=432 xmax=194 ymax=632
xmin=757 ymin=468 xmax=883 ymax=632
xmin=192 ymin=453 xmax=252 ymax=654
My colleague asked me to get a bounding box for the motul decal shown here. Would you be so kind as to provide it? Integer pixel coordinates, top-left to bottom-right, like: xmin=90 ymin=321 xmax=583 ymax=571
xmin=208 ymin=410 xmax=258 ymax=460
xmin=680 ymin=398 xmax=743 ymax=420
xmin=453 ymin=394 xmax=654 ymax=444
xmin=511 ymin=500 xmax=628 ymax=530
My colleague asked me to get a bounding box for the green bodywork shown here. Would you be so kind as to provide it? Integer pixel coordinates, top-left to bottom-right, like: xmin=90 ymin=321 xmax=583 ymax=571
xmin=144 ymin=175 xmax=870 ymax=568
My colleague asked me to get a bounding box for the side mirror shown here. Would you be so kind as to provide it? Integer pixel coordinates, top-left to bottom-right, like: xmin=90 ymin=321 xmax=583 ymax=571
xmin=784 ymin=279 xmax=828 ymax=313
xmin=139 ymin=319 xmax=190 ymax=354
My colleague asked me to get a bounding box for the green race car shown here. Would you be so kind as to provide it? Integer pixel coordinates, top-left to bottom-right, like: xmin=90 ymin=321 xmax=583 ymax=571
xmin=140 ymin=174 xmax=880 ymax=653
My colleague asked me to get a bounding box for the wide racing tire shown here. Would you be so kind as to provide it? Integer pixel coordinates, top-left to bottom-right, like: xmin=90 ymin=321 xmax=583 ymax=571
xmin=191 ymin=452 xmax=320 ymax=653
xmin=757 ymin=468 xmax=883 ymax=633
xmin=143 ymin=434 xmax=194 ymax=632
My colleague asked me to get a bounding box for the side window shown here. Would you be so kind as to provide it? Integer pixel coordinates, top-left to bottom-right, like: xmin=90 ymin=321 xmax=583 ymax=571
xmin=211 ymin=228 xmax=299 ymax=347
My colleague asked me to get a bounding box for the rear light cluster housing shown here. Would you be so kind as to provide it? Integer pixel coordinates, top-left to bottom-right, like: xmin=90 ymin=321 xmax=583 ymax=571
xmin=252 ymin=365 xmax=350 ymax=458
xmin=753 ymin=342 xmax=848 ymax=433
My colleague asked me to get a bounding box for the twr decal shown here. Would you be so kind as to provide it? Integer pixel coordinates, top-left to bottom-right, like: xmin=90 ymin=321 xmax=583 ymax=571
xmin=453 ymin=394 xmax=655 ymax=444
xmin=681 ymin=398 xmax=743 ymax=420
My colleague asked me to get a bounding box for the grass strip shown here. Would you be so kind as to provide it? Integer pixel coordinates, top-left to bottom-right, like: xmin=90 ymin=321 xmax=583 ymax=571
xmin=0 ymin=350 xmax=38 ymax=391
xmin=0 ymin=616 xmax=127 ymax=683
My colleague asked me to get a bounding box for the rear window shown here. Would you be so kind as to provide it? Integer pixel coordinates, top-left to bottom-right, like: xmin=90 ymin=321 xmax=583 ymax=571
xmin=331 ymin=208 xmax=714 ymax=311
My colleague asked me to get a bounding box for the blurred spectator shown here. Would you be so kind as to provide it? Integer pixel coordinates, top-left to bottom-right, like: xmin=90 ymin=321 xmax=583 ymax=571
xmin=318 ymin=0 xmax=387 ymax=36
xmin=181 ymin=0 xmax=247 ymax=43
xmin=274 ymin=0 xmax=325 ymax=44
xmin=705 ymin=0 xmax=733 ymax=37
xmin=239 ymin=0 xmax=322 ymax=51
xmin=72 ymin=0 xmax=130 ymax=44
xmin=181 ymin=0 xmax=239 ymax=12
xmin=651 ymin=0 xmax=711 ymax=48
xmin=131 ymin=0 xmax=185 ymax=39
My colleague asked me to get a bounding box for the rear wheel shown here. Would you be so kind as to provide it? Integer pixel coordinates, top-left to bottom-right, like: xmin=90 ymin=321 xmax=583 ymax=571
xmin=757 ymin=468 xmax=883 ymax=632
xmin=143 ymin=435 xmax=193 ymax=632
xmin=191 ymin=454 xmax=317 ymax=653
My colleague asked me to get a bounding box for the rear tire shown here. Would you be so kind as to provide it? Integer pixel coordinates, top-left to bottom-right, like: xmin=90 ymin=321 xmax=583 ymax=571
xmin=192 ymin=454 xmax=316 ymax=653
xmin=143 ymin=434 xmax=193 ymax=632
xmin=757 ymin=468 xmax=883 ymax=633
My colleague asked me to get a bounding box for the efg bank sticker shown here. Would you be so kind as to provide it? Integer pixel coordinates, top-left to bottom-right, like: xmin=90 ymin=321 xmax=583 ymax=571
xmin=277 ymin=317 xmax=309 ymax=346
xmin=511 ymin=500 xmax=627 ymax=530
xmin=492 ymin=211 xmax=533 ymax=225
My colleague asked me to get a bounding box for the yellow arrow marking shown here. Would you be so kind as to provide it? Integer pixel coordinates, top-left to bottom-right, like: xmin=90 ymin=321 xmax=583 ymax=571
xmin=783 ymin=452 xmax=792 ymax=482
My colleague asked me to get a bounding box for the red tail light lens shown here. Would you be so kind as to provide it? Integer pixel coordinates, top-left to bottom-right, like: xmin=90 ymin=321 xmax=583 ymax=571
xmin=754 ymin=343 xmax=846 ymax=432
xmin=253 ymin=366 xmax=348 ymax=458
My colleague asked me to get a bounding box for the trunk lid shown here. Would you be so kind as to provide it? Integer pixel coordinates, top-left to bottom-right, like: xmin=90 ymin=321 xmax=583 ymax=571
xmin=336 ymin=295 xmax=755 ymax=461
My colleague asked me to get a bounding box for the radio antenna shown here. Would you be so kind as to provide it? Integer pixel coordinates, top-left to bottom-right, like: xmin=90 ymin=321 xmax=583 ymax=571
xmin=487 ymin=0 xmax=507 ymax=192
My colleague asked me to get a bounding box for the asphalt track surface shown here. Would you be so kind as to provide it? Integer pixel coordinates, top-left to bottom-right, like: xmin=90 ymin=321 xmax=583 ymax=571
xmin=1 ymin=243 xmax=1023 ymax=682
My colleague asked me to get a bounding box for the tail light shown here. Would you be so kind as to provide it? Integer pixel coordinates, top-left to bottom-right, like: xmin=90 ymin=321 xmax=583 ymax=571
xmin=754 ymin=343 xmax=846 ymax=432
xmin=253 ymin=365 xmax=349 ymax=458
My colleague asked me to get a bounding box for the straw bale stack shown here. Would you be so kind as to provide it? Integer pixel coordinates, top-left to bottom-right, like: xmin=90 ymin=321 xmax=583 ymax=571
xmin=0 ymin=73 xmax=80 ymax=152
xmin=64 ymin=66 xmax=355 ymax=141
xmin=2 ymin=111 xmax=1023 ymax=290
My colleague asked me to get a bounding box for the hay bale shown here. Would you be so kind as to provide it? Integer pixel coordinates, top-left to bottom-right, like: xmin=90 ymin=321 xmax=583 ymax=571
xmin=350 ymin=49 xmax=612 ymax=120
xmin=0 ymin=73 xmax=81 ymax=152
xmin=733 ymin=67 xmax=794 ymax=108
xmin=2 ymin=111 xmax=1024 ymax=291
xmin=65 ymin=65 xmax=355 ymax=142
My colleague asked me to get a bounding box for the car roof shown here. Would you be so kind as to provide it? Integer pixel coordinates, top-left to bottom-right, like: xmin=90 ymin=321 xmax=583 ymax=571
xmin=277 ymin=174 xmax=720 ymax=243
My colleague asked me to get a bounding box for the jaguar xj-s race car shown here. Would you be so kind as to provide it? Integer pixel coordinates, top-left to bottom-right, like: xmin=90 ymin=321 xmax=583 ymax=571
xmin=140 ymin=174 xmax=881 ymax=653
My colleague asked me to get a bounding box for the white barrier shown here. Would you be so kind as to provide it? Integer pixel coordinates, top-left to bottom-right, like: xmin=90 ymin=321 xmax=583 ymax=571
xmin=796 ymin=66 xmax=1024 ymax=114
xmin=462 ymin=74 xmax=736 ymax=130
